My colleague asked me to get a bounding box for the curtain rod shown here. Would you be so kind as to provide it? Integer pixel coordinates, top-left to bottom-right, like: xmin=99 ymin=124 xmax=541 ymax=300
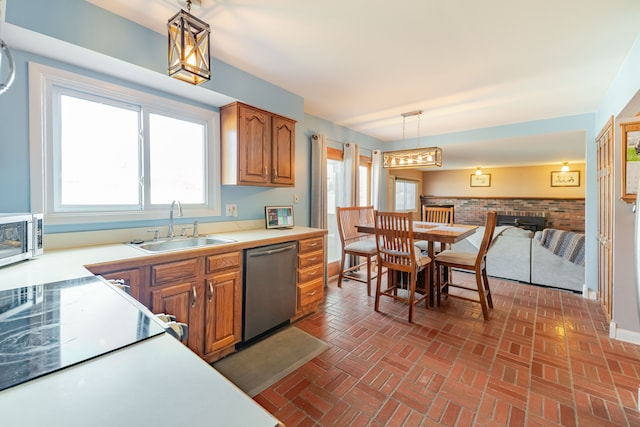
xmin=326 ymin=138 xmax=375 ymax=155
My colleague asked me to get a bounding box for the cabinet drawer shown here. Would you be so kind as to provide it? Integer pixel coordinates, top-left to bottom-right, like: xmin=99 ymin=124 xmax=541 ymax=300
xmin=298 ymin=250 xmax=323 ymax=269
xmin=151 ymin=258 xmax=199 ymax=286
xmin=298 ymin=277 xmax=324 ymax=308
xmin=298 ymin=263 xmax=324 ymax=284
xmin=299 ymin=237 xmax=323 ymax=254
xmin=206 ymin=251 xmax=241 ymax=274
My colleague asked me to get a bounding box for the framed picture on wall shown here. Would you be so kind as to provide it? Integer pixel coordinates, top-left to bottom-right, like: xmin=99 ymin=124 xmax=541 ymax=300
xmin=621 ymin=121 xmax=640 ymax=203
xmin=550 ymin=170 xmax=580 ymax=187
xmin=470 ymin=174 xmax=491 ymax=187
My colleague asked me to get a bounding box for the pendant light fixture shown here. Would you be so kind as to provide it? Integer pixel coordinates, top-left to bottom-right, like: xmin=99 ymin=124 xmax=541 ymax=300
xmin=168 ymin=0 xmax=211 ymax=85
xmin=383 ymin=110 xmax=442 ymax=168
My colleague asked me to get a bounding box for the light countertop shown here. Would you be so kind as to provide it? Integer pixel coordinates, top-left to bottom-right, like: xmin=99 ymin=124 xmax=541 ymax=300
xmin=0 ymin=226 xmax=325 ymax=291
xmin=0 ymin=225 xmax=326 ymax=426
xmin=0 ymin=333 xmax=281 ymax=427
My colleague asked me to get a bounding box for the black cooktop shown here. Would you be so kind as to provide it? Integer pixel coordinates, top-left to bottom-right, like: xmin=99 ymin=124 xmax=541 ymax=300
xmin=0 ymin=276 xmax=166 ymax=392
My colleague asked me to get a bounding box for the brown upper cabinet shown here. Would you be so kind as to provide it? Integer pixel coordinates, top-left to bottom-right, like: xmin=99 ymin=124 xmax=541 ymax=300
xmin=220 ymin=102 xmax=296 ymax=186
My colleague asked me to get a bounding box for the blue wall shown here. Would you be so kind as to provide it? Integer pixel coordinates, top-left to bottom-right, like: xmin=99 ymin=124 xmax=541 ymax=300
xmin=4 ymin=0 xmax=640 ymax=308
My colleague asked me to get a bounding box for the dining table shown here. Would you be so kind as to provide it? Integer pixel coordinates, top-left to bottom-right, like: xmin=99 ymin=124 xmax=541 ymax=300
xmin=356 ymin=221 xmax=478 ymax=305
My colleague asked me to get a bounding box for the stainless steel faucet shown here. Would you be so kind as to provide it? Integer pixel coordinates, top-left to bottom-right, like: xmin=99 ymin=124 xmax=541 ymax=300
xmin=167 ymin=200 xmax=183 ymax=238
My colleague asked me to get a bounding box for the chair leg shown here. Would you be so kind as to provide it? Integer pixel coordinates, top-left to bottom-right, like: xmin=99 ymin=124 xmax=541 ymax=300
xmin=475 ymin=268 xmax=490 ymax=320
xmin=408 ymin=272 xmax=416 ymax=323
xmin=374 ymin=266 xmax=383 ymax=313
xmin=434 ymin=264 xmax=440 ymax=307
xmin=481 ymin=267 xmax=493 ymax=309
xmin=338 ymin=253 xmax=347 ymax=288
xmin=424 ymin=266 xmax=430 ymax=309
xmin=366 ymin=256 xmax=372 ymax=297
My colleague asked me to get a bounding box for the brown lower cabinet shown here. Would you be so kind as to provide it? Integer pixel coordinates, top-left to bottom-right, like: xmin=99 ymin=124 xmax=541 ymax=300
xmin=88 ymin=250 xmax=242 ymax=363
xmin=87 ymin=234 xmax=325 ymax=363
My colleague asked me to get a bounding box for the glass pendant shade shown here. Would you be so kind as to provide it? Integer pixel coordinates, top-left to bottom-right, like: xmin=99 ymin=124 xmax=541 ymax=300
xmin=168 ymin=8 xmax=211 ymax=85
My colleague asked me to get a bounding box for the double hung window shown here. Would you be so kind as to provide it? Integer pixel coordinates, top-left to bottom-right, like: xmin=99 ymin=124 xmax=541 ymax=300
xmin=29 ymin=63 xmax=220 ymax=224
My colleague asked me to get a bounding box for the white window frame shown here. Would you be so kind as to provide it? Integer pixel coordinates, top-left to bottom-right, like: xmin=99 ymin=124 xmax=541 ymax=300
xmin=29 ymin=62 xmax=221 ymax=225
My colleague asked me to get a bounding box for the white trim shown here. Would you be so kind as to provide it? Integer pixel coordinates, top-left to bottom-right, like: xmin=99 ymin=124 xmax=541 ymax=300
xmin=582 ymin=284 xmax=598 ymax=300
xmin=29 ymin=62 xmax=222 ymax=223
xmin=609 ymin=321 xmax=640 ymax=345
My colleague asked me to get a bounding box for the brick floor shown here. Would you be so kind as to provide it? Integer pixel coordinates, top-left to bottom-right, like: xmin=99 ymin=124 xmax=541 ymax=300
xmin=253 ymin=273 xmax=640 ymax=426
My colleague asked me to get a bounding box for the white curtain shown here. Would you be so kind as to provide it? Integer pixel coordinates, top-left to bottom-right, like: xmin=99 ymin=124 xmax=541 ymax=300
xmin=343 ymin=143 xmax=360 ymax=206
xmin=311 ymin=134 xmax=328 ymax=229
xmin=311 ymin=133 xmax=328 ymax=287
xmin=371 ymin=149 xmax=383 ymax=210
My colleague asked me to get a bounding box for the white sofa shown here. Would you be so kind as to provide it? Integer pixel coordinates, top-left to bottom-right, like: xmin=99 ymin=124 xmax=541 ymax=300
xmin=451 ymin=226 xmax=585 ymax=292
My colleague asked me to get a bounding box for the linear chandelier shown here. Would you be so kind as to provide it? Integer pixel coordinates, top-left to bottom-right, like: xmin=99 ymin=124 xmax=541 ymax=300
xmin=383 ymin=110 xmax=442 ymax=168
xmin=168 ymin=0 xmax=211 ymax=85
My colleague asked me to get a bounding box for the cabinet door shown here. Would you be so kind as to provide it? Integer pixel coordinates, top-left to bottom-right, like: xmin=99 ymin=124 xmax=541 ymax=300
xmin=271 ymin=115 xmax=295 ymax=186
xmin=151 ymin=281 xmax=204 ymax=355
xmin=204 ymin=270 xmax=242 ymax=355
xmin=238 ymin=104 xmax=270 ymax=184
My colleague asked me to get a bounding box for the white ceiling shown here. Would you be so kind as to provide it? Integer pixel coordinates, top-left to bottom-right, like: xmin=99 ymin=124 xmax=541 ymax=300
xmin=85 ymin=0 xmax=640 ymax=170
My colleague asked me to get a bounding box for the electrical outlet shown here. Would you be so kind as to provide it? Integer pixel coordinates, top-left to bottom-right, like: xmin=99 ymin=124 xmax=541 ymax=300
xmin=294 ymin=194 xmax=299 ymax=203
xmin=225 ymin=204 xmax=238 ymax=217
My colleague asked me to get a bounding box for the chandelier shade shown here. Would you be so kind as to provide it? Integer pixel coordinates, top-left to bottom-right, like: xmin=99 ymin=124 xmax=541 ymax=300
xmin=168 ymin=3 xmax=211 ymax=85
xmin=383 ymin=147 xmax=443 ymax=168
xmin=383 ymin=110 xmax=442 ymax=168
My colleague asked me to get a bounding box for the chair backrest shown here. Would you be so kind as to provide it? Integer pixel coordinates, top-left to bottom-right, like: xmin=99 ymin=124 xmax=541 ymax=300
xmin=422 ymin=206 xmax=454 ymax=224
xmin=475 ymin=211 xmax=498 ymax=267
xmin=336 ymin=206 xmax=375 ymax=246
xmin=374 ymin=211 xmax=417 ymax=273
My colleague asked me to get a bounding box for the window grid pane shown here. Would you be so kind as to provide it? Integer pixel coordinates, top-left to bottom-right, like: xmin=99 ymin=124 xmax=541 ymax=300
xmin=59 ymin=95 xmax=140 ymax=206
xmin=149 ymin=114 xmax=206 ymax=204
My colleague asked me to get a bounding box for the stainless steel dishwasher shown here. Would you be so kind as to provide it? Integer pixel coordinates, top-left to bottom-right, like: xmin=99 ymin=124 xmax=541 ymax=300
xmin=243 ymin=241 xmax=298 ymax=343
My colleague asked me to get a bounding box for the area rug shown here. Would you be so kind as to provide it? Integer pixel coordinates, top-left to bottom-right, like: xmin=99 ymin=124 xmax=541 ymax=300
xmin=212 ymin=326 xmax=329 ymax=397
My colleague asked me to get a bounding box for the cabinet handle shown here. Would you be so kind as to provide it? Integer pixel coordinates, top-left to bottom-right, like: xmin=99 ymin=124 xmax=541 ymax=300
xmin=273 ymin=168 xmax=278 ymax=178
xmin=191 ymin=286 xmax=197 ymax=308
xmin=263 ymin=167 xmax=268 ymax=178
xmin=308 ymin=242 xmax=318 ymax=247
xmin=307 ymin=290 xmax=317 ymax=296
xmin=308 ymin=271 xmax=316 ymax=276
xmin=308 ymin=257 xmax=317 ymax=262
xmin=208 ymin=281 xmax=213 ymax=302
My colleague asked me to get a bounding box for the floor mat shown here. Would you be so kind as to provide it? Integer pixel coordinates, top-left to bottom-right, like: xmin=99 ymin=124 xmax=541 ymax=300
xmin=212 ymin=326 xmax=329 ymax=397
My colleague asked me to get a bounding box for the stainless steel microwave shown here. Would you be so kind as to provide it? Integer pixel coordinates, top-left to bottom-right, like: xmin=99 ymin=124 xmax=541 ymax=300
xmin=0 ymin=213 xmax=43 ymax=268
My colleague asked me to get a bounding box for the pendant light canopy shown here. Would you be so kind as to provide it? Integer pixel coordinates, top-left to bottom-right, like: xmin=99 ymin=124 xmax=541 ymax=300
xmin=383 ymin=110 xmax=442 ymax=168
xmin=168 ymin=0 xmax=211 ymax=85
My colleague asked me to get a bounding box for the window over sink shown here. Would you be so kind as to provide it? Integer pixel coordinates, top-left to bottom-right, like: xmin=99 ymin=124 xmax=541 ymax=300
xmin=28 ymin=63 xmax=221 ymax=225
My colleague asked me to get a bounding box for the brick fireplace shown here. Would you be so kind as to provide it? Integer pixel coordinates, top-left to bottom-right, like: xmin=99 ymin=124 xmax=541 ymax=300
xmin=420 ymin=197 xmax=585 ymax=232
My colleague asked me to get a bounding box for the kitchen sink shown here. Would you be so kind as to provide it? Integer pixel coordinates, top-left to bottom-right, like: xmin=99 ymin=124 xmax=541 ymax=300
xmin=129 ymin=236 xmax=236 ymax=253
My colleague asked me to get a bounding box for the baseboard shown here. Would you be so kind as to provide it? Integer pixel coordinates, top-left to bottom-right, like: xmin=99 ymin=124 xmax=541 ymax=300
xmin=582 ymin=284 xmax=598 ymax=300
xmin=609 ymin=321 xmax=640 ymax=345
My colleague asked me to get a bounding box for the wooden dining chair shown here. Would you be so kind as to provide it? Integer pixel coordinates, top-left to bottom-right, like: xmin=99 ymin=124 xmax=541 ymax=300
xmin=374 ymin=211 xmax=430 ymax=323
xmin=416 ymin=205 xmax=455 ymax=253
xmin=434 ymin=211 xmax=497 ymax=320
xmin=422 ymin=206 xmax=454 ymax=224
xmin=336 ymin=206 xmax=380 ymax=296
